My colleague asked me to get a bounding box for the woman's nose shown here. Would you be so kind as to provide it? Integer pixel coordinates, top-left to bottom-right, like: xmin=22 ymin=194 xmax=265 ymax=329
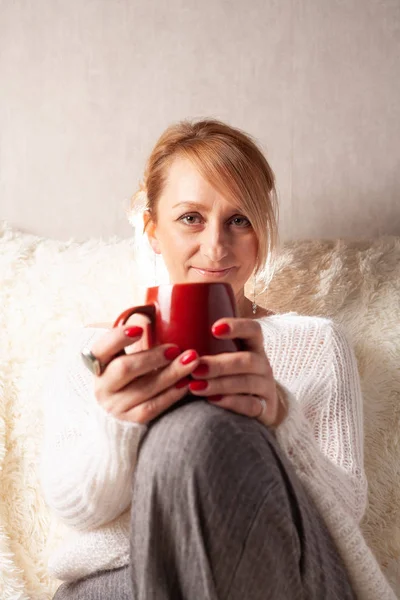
xmin=200 ymin=226 xmax=229 ymax=263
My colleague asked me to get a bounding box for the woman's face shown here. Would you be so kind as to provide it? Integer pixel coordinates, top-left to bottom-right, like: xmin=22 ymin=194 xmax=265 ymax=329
xmin=146 ymin=157 xmax=258 ymax=299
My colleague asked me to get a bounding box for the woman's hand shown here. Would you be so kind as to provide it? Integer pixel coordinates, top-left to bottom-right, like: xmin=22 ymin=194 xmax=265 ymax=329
xmin=90 ymin=326 xmax=201 ymax=424
xmin=189 ymin=318 xmax=287 ymax=427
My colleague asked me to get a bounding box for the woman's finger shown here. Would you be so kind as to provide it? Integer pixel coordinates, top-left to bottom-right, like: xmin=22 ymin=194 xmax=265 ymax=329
xmin=111 ymin=349 xmax=199 ymax=408
xmin=120 ymin=384 xmax=193 ymax=425
xmin=188 ymin=373 xmax=271 ymax=399
xmin=207 ymin=394 xmax=278 ymax=426
xmin=191 ymin=351 xmax=269 ymax=380
xmin=89 ymin=325 xmax=146 ymax=367
xmin=102 ymin=344 xmax=186 ymax=393
xmin=211 ymin=318 xmax=264 ymax=353
xmin=97 ymin=349 xmax=200 ymax=413
xmin=101 ymin=355 xmax=199 ymax=422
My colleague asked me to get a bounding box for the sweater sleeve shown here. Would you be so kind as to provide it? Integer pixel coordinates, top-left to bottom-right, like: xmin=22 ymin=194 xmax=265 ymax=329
xmin=40 ymin=327 xmax=147 ymax=532
xmin=271 ymin=320 xmax=368 ymax=524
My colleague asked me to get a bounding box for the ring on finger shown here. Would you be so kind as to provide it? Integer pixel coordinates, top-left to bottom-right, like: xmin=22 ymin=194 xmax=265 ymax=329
xmin=81 ymin=347 xmax=106 ymax=376
xmin=256 ymin=397 xmax=267 ymax=419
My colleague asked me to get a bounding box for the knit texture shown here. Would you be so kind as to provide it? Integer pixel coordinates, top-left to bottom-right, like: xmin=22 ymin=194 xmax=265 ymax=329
xmin=40 ymin=313 xmax=396 ymax=598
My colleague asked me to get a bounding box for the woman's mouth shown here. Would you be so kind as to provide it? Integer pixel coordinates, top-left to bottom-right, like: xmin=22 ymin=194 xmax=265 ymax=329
xmin=192 ymin=267 xmax=234 ymax=278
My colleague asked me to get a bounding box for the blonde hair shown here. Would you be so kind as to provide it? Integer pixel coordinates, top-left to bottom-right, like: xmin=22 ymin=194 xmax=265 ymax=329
xmin=130 ymin=118 xmax=279 ymax=274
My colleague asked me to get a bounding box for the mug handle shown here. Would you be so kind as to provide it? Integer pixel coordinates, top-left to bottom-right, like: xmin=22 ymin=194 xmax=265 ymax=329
xmin=113 ymin=304 xmax=157 ymax=348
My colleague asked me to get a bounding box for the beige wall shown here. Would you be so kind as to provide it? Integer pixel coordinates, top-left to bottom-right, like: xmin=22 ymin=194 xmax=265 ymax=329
xmin=1 ymin=0 xmax=399 ymax=242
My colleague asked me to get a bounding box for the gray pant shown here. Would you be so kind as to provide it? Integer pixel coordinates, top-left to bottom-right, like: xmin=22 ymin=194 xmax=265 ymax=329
xmin=55 ymin=400 xmax=355 ymax=599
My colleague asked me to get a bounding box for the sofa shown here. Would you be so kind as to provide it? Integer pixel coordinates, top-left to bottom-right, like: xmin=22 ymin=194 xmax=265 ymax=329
xmin=0 ymin=220 xmax=399 ymax=599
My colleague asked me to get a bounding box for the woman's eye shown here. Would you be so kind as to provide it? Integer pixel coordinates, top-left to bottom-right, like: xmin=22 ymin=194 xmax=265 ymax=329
xmin=179 ymin=213 xmax=202 ymax=225
xmin=231 ymin=216 xmax=250 ymax=228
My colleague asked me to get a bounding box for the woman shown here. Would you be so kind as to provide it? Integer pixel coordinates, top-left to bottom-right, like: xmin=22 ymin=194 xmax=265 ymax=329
xmin=41 ymin=119 xmax=395 ymax=599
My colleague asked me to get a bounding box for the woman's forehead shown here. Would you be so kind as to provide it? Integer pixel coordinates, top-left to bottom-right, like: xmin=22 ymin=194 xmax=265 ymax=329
xmin=161 ymin=157 xmax=244 ymax=212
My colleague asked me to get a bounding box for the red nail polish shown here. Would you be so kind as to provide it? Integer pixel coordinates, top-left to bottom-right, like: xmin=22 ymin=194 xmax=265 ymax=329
xmin=189 ymin=380 xmax=208 ymax=392
xmin=212 ymin=323 xmax=231 ymax=336
xmin=175 ymin=377 xmax=191 ymax=389
xmin=180 ymin=350 xmax=198 ymax=365
xmin=192 ymin=364 xmax=209 ymax=377
xmin=124 ymin=326 xmax=143 ymax=338
xmin=164 ymin=347 xmax=181 ymax=361
xmin=208 ymin=395 xmax=223 ymax=402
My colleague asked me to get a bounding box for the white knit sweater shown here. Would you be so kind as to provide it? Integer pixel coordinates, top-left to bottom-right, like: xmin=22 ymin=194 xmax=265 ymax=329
xmin=40 ymin=313 xmax=396 ymax=599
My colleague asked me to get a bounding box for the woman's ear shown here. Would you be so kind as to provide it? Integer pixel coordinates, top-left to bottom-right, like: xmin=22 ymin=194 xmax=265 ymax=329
xmin=143 ymin=210 xmax=161 ymax=254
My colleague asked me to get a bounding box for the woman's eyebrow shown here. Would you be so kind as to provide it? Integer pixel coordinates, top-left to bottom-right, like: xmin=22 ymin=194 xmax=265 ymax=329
xmin=172 ymin=201 xmax=242 ymax=213
xmin=172 ymin=201 xmax=209 ymax=210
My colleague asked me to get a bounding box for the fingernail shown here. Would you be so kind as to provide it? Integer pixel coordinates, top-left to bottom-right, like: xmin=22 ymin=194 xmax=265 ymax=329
xmin=189 ymin=380 xmax=208 ymax=392
xmin=180 ymin=350 xmax=198 ymax=365
xmin=208 ymin=395 xmax=223 ymax=402
xmin=164 ymin=346 xmax=181 ymax=361
xmin=212 ymin=323 xmax=231 ymax=336
xmin=192 ymin=364 xmax=209 ymax=377
xmin=175 ymin=377 xmax=191 ymax=389
xmin=124 ymin=326 xmax=143 ymax=338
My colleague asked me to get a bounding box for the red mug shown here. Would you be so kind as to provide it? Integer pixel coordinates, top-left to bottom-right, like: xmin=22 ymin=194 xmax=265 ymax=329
xmin=113 ymin=282 xmax=242 ymax=355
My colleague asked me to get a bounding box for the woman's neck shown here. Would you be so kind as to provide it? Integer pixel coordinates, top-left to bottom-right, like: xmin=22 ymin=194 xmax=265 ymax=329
xmin=237 ymin=296 xmax=253 ymax=318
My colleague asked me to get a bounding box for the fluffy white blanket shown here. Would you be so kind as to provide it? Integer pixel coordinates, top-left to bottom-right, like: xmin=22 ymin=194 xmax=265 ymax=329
xmin=0 ymin=221 xmax=399 ymax=599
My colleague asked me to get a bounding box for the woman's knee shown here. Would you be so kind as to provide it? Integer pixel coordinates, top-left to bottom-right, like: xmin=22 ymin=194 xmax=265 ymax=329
xmin=135 ymin=399 xmax=283 ymax=492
